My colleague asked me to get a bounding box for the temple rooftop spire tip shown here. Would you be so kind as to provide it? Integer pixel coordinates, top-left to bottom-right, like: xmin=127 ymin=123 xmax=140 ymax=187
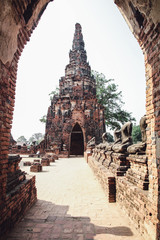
xmin=75 ymin=22 xmax=81 ymax=28
xmin=72 ymin=22 xmax=84 ymax=51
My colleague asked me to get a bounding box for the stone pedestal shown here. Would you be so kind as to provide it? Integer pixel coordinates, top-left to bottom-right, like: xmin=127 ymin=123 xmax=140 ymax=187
xmin=30 ymin=163 xmax=42 ymax=172
xmin=29 ymin=154 xmax=39 ymax=158
xmin=41 ymin=158 xmax=50 ymax=166
xmin=109 ymin=153 xmax=130 ymax=176
xmin=42 ymin=153 xmax=59 ymax=162
xmin=49 ymin=157 xmax=55 ymax=162
xmin=34 ymin=159 xmax=40 ymax=163
xmin=93 ymin=150 xmax=130 ymax=177
xmin=126 ymin=155 xmax=149 ymax=190
xmin=48 ymin=154 xmax=58 ymax=162
xmin=23 ymin=161 xmax=31 ymax=166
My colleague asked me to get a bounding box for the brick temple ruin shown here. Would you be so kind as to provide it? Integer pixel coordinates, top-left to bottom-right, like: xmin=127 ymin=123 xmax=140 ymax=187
xmin=45 ymin=23 xmax=105 ymax=157
xmin=0 ymin=0 xmax=160 ymax=239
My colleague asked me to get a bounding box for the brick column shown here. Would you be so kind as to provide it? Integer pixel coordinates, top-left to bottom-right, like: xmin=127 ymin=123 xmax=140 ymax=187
xmin=0 ymin=0 xmax=53 ymax=235
xmin=114 ymin=1 xmax=160 ymax=238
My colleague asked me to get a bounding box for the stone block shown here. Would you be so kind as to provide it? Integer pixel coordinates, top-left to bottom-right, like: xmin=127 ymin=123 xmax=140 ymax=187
xmin=23 ymin=161 xmax=31 ymax=166
xmin=30 ymin=163 xmax=42 ymax=172
xmin=126 ymin=155 xmax=149 ymax=190
xmin=41 ymin=158 xmax=50 ymax=166
xmin=34 ymin=159 xmax=40 ymax=163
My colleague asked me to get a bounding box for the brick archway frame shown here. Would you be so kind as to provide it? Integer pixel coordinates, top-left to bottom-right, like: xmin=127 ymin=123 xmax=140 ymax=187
xmin=0 ymin=0 xmax=159 ymax=238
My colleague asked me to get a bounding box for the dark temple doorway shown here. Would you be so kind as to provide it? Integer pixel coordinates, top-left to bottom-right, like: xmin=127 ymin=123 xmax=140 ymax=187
xmin=70 ymin=123 xmax=84 ymax=156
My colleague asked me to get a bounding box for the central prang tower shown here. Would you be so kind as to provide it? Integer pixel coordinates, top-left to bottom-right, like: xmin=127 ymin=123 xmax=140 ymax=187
xmin=45 ymin=23 xmax=105 ymax=156
xmin=59 ymin=23 xmax=96 ymax=99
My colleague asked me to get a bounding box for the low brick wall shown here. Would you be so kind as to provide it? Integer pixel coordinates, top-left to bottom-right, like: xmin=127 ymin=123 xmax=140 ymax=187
xmin=87 ymin=155 xmax=157 ymax=240
xmin=0 ymin=174 xmax=37 ymax=237
xmin=116 ymin=177 xmax=157 ymax=240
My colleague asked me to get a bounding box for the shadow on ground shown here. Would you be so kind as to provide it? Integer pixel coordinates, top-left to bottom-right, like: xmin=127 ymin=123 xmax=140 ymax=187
xmin=4 ymin=199 xmax=133 ymax=240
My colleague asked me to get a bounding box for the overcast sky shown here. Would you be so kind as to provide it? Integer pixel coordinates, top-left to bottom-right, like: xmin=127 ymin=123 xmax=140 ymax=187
xmin=11 ymin=0 xmax=146 ymax=140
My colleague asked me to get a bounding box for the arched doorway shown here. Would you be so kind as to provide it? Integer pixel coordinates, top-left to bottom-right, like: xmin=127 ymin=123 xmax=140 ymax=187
xmin=70 ymin=123 xmax=84 ymax=156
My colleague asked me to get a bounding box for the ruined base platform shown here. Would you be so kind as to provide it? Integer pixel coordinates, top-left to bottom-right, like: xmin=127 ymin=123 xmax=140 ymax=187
xmin=23 ymin=161 xmax=32 ymax=166
xmin=0 ymin=155 xmax=37 ymax=237
xmin=30 ymin=163 xmax=42 ymax=172
xmin=41 ymin=158 xmax=50 ymax=166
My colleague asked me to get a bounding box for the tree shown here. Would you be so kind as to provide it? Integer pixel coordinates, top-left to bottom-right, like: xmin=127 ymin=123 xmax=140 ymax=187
xmin=17 ymin=136 xmax=27 ymax=144
xmin=49 ymin=87 xmax=59 ymax=100
xmin=93 ymin=71 xmax=135 ymax=130
xmin=39 ymin=87 xmax=59 ymax=124
xmin=29 ymin=133 xmax=44 ymax=145
xmin=132 ymin=125 xmax=142 ymax=143
xmin=39 ymin=115 xmax=47 ymax=124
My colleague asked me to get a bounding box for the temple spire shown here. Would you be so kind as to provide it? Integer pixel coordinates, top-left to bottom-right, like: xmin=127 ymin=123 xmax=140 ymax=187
xmin=60 ymin=23 xmax=96 ymax=98
xmin=69 ymin=23 xmax=87 ymax=65
xmin=72 ymin=23 xmax=85 ymax=51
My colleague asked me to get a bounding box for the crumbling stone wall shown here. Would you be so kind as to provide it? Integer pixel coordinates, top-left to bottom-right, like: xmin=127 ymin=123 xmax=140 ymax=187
xmin=0 ymin=0 xmax=53 ymax=236
xmin=9 ymin=145 xmax=29 ymax=154
xmin=9 ymin=134 xmax=30 ymax=154
xmin=114 ymin=1 xmax=160 ymax=239
xmin=45 ymin=23 xmax=105 ymax=156
xmin=87 ymin=150 xmax=156 ymax=239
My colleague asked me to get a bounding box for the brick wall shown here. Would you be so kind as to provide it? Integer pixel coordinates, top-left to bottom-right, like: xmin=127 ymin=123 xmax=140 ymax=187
xmin=87 ymin=152 xmax=157 ymax=239
xmin=114 ymin=1 xmax=160 ymax=238
xmin=0 ymin=174 xmax=37 ymax=236
xmin=0 ymin=0 xmax=52 ymax=236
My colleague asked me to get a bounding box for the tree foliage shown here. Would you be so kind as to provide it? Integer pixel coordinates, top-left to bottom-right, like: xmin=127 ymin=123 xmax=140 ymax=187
xmin=93 ymin=71 xmax=135 ymax=130
xmin=49 ymin=87 xmax=59 ymax=100
xmin=39 ymin=115 xmax=47 ymax=124
xmin=40 ymin=87 xmax=59 ymax=124
xmin=132 ymin=125 xmax=142 ymax=143
xmin=29 ymin=133 xmax=44 ymax=145
xmin=17 ymin=136 xmax=27 ymax=144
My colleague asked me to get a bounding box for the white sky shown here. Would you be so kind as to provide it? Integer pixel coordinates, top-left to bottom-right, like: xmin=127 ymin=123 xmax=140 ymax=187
xmin=11 ymin=0 xmax=146 ymax=140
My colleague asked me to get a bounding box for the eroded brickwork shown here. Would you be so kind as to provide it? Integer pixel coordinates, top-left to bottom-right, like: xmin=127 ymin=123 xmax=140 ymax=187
xmin=45 ymin=23 xmax=105 ymax=156
xmin=114 ymin=1 xmax=160 ymax=238
xmin=0 ymin=0 xmax=53 ymax=236
xmin=0 ymin=155 xmax=37 ymax=236
xmin=88 ymin=148 xmax=156 ymax=239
